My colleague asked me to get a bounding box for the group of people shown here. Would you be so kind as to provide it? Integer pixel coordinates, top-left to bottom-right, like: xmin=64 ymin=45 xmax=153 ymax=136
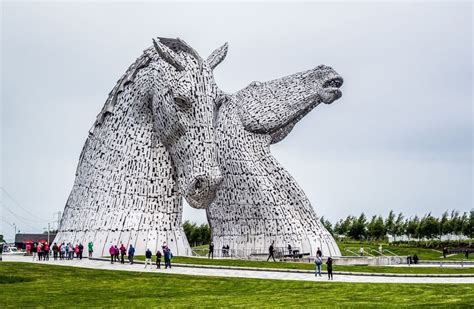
xmin=207 ymin=242 xmax=231 ymax=258
xmin=107 ymin=243 xmax=173 ymax=269
xmin=144 ymin=245 xmax=173 ymax=269
xmin=314 ymin=247 xmax=334 ymax=280
xmin=108 ymin=244 xmax=135 ymax=264
xmin=266 ymin=242 xmax=334 ymax=280
xmin=28 ymin=241 xmax=94 ymax=261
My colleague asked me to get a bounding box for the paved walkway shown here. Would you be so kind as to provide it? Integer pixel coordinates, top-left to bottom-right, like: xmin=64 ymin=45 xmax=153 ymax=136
xmin=3 ymin=255 xmax=473 ymax=284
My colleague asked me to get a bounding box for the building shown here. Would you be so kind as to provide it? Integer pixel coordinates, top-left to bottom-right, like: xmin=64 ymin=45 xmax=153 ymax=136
xmin=15 ymin=233 xmax=57 ymax=250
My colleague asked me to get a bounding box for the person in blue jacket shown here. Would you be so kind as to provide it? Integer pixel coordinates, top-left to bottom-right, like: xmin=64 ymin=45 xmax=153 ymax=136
xmin=164 ymin=247 xmax=172 ymax=269
xmin=128 ymin=245 xmax=135 ymax=264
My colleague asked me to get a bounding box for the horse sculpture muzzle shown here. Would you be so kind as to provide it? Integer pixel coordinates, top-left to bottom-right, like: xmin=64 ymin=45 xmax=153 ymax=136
xmin=186 ymin=170 xmax=223 ymax=209
xmin=315 ymin=65 xmax=344 ymax=104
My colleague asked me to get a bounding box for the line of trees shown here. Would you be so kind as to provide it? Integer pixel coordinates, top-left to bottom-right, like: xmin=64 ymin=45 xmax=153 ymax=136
xmin=182 ymin=220 xmax=211 ymax=247
xmin=321 ymin=210 xmax=473 ymax=241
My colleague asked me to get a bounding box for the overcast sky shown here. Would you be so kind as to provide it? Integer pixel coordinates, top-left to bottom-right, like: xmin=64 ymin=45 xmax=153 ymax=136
xmin=1 ymin=1 xmax=472 ymax=242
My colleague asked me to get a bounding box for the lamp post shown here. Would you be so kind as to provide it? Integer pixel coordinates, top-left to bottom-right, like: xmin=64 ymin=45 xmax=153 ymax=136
xmin=12 ymin=223 xmax=16 ymax=244
xmin=42 ymin=223 xmax=51 ymax=244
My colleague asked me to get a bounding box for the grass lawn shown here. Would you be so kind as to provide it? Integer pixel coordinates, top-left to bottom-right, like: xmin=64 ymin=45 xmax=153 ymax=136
xmin=132 ymin=256 xmax=474 ymax=275
xmin=337 ymin=240 xmax=472 ymax=261
xmin=1 ymin=262 xmax=473 ymax=307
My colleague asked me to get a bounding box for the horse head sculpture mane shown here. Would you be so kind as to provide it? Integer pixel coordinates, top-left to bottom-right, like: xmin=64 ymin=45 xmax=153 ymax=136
xmin=56 ymin=37 xmax=227 ymax=256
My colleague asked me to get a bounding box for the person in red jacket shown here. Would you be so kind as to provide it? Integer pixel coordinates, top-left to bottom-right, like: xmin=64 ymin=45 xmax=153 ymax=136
xmin=109 ymin=245 xmax=116 ymax=264
xmin=74 ymin=244 xmax=79 ymax=259
xmin=44 ymin=242 xmax=50 ymax=261
xmin=119 ymin=244 xmax=126 ymax=264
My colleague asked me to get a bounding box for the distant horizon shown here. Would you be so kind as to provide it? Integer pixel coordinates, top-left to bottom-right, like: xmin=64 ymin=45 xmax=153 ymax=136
xmin=1 ymin=1 xmax=472 ymax=242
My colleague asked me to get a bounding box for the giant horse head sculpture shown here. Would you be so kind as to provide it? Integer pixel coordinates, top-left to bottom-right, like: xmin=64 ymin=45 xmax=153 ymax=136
xmin=208 ymin=63 xmax=344 ymax=256
xmin=56 ymin=37 xmax=228 ymax=256
xmin=148 ymin=38 xmax=227 ymax=208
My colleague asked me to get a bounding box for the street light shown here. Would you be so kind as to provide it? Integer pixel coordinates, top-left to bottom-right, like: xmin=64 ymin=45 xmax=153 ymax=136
xmin=42 ymin=223 xmax=51 ymax=244
xmin=12 ymin=223 xmax=16 ymax=244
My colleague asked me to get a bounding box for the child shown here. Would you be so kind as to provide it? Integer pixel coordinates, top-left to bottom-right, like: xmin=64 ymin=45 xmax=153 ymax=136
xmin=326 ymin=257 xmax=334 ymax=280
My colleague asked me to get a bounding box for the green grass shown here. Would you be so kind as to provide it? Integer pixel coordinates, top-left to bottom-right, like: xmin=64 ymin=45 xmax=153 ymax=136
xmin=0 ymin=262 xmax=472 ymax=307
xmin=132 ymin=255 xmax=474 ymax=275
xmin=337 ymin=240 xmax=472 ymax=260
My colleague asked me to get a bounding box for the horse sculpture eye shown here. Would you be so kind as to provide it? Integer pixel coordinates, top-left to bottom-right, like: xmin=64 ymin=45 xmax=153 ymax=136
xmin=174 ymin=97 xmax=191 ymax=110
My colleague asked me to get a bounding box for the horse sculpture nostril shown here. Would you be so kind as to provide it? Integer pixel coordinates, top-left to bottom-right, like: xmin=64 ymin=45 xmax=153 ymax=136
xmin=191 ymin=174 xmax=223 ymax=194
xmin=194 ymin=179 xmax=202 ymax=190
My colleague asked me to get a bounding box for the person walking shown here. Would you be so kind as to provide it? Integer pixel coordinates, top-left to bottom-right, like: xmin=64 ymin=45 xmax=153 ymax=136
xmin=119 ymin=244 xmax=126 ymax=264
xmin=32 ymin=242 xmax=38 ymax=261
xmin=114 ymin=245 xmax=119 ymax=262
xmin=65 ymin=243 xmax=70 ymax=260
xmin=109 ymin=245 xmax=116 ymax=264
xmin=88 ymin=241 xmax=93 ymax=258
xmin=315 ymin=255 xmax=323 ymax=277
xmin=316 ymin=247 xmax=322 ymax=258
xmin=208 ymin=242 xmax=214 ymax=259
xmin=156 ymin=249 xmax=162 ymax=269
xmin=74 ymin=244 xmax=79 ymax=259
xmin=128 ymin=245 xmax=135 ymax=264
xmin=60 ymin=243 xmax=66 ymax=260
xmin=164 ymin=247 xmax=172 ymax=269
xmin=68 ymin=243 xmax=74 ymax=260
xmin=37 ymin=243 xmax=43 ymax=261
xmin=44 ymin=242 xmax=50 ymax=261
xmin=287 ymin=244 xmax=292 ymax=256
xmin=359 ymin=247 xmax=364 ymax=256
xmin=145 ymin=249 xmax=152 ymax=268
xmin=326 ymin=257 xmax=334 ymax=280
xmin=52 ymin=243 xmax=59 ymax=261
xmin=78 ymin=243 xmax=84 ymax=260
xmin=267 ymin=241 xmax=276 ymax=262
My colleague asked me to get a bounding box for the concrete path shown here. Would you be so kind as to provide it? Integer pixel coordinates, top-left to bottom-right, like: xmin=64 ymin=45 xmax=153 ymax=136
xmin=2 ymin=255 xmax=473 ymax=284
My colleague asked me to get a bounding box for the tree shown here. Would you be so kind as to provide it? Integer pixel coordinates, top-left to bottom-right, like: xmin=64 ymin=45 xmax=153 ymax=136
xmin=385 ymin=210 xmax=396 ymax=237
xmin=320 ymin=216 xmax=334 ymax=236
xmin=419 ymin=214 xmax=439 ymax=240
xmin=334 ymin=216 xmax=353 ymax=237
xmin=348 ymin=213 xmax=367 ymax=240
xmin=367 ymin=215 xmax=385 ymax=240
xmin=465 ymin=210 xmax=474 ymax=239
xmin=441 ymin=211 xmax=454 ymax=240
xmin=367 ymin=215 xmax=377 ymax=240
xmin=406 ymin=216 xmax=419 ymax=240
xmin=198 ymin=223 xmax=211 ymax=245
xmin=182 ymin=220 xmax=197 ymax=246
xmin=0 ymin=234 xmax=3 ymax=243
xmin=394 ymin=212 xmax=405 ymax=240
xmin=451 ymin=211 xmax=463 ymax=240
xmin=182 ymin=221 xmax=211 ymax=246
xmin=460 ymin=212 xmax=470 ymax=240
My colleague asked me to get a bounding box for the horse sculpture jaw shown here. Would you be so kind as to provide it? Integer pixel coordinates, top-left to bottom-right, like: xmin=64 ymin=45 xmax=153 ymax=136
xmin=320 ymin=74 xmax=343 ymax=104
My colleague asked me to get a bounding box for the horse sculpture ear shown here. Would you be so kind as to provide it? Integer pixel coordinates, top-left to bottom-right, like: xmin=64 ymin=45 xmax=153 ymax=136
xmin=206 ymin=42 xmax=228 ymax=70
xmin=153 ymin=38 xmax=185 ymax=71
